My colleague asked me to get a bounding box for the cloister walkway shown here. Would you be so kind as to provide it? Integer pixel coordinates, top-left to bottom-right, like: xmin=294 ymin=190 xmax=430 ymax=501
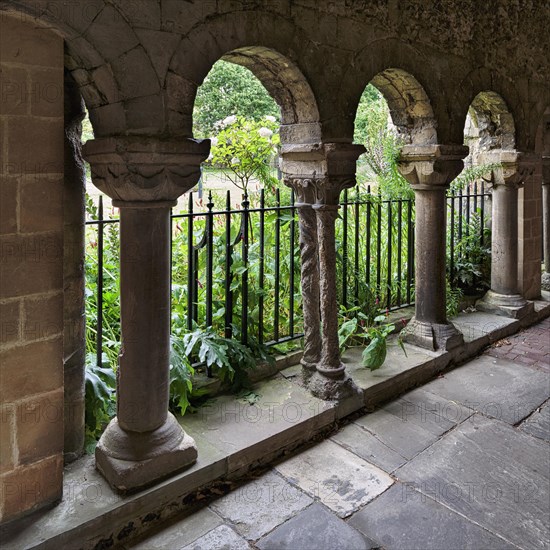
xmin=126 ymin=318 xmax=550 ymax=550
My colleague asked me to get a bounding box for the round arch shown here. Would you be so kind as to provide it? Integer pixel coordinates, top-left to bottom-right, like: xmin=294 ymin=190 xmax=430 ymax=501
xmin=369 ymin=68 xmax=438 ymax=145
xmin=465 ymin=91 xmax=516 ymax=152
xmin=167 ymin=12 xmax=322 ymax=142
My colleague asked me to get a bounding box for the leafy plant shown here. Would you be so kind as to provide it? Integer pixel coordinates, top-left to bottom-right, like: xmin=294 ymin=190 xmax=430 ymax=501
xmin=447 ymin=209 xmax=491 ymax=294
xmin=446 ymin=279 xmax=464 ymax=318
xmin=84 ymin=353 xmax=116 ymax=452
xmin=362 ymin=315 xmax=398 ymax=371
xmin=209 ymin=115 xmax=280 ymax=196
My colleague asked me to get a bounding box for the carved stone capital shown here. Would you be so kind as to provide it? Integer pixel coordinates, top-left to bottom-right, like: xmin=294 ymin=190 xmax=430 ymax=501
xmin=283 ymin=177 xmax=318 ymax=206
xmin=478 ymin=150 xmax=539 ymax=189
xmin=398 ymin=144 xmax=469 ymax=190
xmin=281 ymin=142 xmax=365 ymax=206
xmin=82 ymin=136 xmax=210 ymax=202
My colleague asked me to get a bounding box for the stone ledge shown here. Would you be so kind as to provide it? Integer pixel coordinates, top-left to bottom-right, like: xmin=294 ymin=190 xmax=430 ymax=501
xmin=1 ymin=301 xmax=549 ymax=550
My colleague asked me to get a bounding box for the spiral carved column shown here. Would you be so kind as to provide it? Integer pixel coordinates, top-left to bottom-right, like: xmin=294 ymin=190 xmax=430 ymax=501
xmin=284 ymin=178 xmax=321 ymax=382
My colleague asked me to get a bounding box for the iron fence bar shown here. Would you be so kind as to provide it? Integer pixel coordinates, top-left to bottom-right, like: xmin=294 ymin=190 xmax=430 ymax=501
xmin=376 ymin=198 xmax=382 ymax=301
xmin=450 ymin=190 xmax=455 ymax=282
xmin=342 ymin=188 xmax=348 ymax=309
xmin=386 ymin=199 xmax=393 ymax=311
xmin=205 ymin=193 xmax=214 ymax=369
xmin=241 ymin=195 xmax=250 ymax=345
xmin=354 ymin=188 xmax=360 ymax=307
xmin=397 ymin=199 xmax=402 ymax=307
xmin=366 ymin=187 xmax=371 ymax=286
xmin=258 ymin=189 xmax=265 ymax=344
xmin=96 ymin=195 xmax=104 ymax=368
xmin=186 ymin=193 xmax=194 ymax=331
xmin=289 ymin=190 xmax=296 ymax=336
xmin=274 ymin=188 xmax=281 ymax=342
xmin=224 ymin=191 xmax=233 ymax=339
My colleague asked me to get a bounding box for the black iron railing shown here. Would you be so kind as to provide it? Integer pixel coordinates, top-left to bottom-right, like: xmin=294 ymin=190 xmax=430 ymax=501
xmin=85 ymin=184 xmax=491 ymax=371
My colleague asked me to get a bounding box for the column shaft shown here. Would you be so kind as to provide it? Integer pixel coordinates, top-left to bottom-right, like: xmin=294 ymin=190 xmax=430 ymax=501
xmin=414 ymin=188 xmax=448 ymax=325
xmin=491 ymin=184 xmax=519 ymax=295
xmin=296 ymin=204 xmax=321 ymax=369
xmin=314 ymin=206 xmax=344 ymax=377
xmin=118 ymin=205 xmax=172 ymax=432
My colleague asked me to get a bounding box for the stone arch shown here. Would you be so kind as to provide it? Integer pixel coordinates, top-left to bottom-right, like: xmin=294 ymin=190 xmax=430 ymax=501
xmin=451 ymin=68 xmax=526 ymax=148
xmin=369 ymin=68 xmax=438 ymax=145
xmin=167 ymin=12 xmax=322 ymax=142
xmin=466 ymin=91 xmax=516 ymax=152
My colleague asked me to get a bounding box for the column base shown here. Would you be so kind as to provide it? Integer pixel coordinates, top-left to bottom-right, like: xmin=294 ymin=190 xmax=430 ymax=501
xmin=307 ymin=370 xmax=361 ymax=401
xmin=300 ymin=359 xmax=317 ymax=385
xmin=95 ymin=413 xmax=197 ymax=493
xmin=542 ymin=272 xmax=550 ymax=292
xmin=401 ymin=317 xmax=464 ymax=351
xmin=476 ymin=290 xmax=534 ymax=319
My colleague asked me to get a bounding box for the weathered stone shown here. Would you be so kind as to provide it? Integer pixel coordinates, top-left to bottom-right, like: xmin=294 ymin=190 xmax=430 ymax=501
xmin=210 ymin=470 xmax=312 ymax=540
xmin=419 ymin=354 xmax=550 ymax=424
xmin=349 ymin=483 xmax=515 ymax=550
xmin=331 ymin=422 xmax=407 ymax=473
xmin=275 ymin=439 xmax=393 ymax=517
xmin=182 ymin=525 xmax=251 ymax=550
xmin=477 ymin=151 xmax=537 ymax=318
xmin=519 ymin=402 xmax=550 ymax=442
xmin=398 ymin=144 xmax=469 ymax=351
xmin=258 ymin=502 xmax=375 ymax=550
xmin=395 ymin=414 xmax=550 ymax=550
xmin=132 ymin=507 xmax=223 ymax=550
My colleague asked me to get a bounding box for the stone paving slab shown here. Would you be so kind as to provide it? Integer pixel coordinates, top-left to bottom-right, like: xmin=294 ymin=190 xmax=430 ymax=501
xmin=275 ymin=439 xmax=393 ymax=518
xmin=209 ymin=470 xmax=312 ymax=541
xmin=519 ymin=401 xmax=550 ymax=442
xmin=349 ymin=483 xmax=515 ymax=550
xmin=421 ymin=354 xmax=550 ymax=424
xmin=131 ymin=507 xmax=223 ymax=550
xmin=257 ymin=502 xmax=376 ymax=550
xmin=395 ymin=414 xmax=550 ymax=550
xmin=331 ymin=422 xmax=407 ymax=473
xmin=396 ymin=386 xmax=474 ymax=432
xmin=353 ymin=408 xmax=446 ymax=461
xmin=181 ymin=524 xmax=251 ymax=550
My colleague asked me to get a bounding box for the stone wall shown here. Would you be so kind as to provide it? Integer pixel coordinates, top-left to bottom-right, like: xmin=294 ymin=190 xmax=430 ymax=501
xmin=0 ymin=16 xmax=65 ymax=523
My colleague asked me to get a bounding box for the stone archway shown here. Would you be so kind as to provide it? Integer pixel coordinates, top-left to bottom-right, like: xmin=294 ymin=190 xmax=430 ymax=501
xmin=356 ymin=68 xmax=467 ymax=351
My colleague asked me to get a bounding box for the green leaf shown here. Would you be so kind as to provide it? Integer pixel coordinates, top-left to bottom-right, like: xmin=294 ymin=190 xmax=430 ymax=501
xmin=362 ymin=337 xmax=387 ymax=371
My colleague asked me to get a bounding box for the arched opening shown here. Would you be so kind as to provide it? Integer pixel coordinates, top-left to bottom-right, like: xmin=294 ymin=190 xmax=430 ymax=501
xmin=449 ymin=92 xmax=516 ymax=298
xmin=343 ymin=69 xmax=437 ymax=321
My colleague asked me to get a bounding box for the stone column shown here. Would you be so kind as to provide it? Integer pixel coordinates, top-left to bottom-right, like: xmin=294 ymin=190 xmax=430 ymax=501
xmin=83 ymin=136 xmax=209 ymax=491
xmin=398 ymin=145 xmax=468 ymax=351
xmin=284 ymin=177 xmax=321 ymax=382
xmin=542 ymin=157 xmax=550 ymax=291
xmin=477 ymin=151 xmax=535 ymax=318
xmin=309 ymin=144 xmax=364 ymax=400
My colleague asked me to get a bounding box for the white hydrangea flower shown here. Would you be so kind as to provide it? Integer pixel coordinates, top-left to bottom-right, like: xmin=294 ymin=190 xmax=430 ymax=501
xmin=223 ymin=115 xmax=237 ymax=126
xmin=264 ymin=115 xmax=276 ymax=122
xmin=258 ymin=127 xmax=273 ymax=138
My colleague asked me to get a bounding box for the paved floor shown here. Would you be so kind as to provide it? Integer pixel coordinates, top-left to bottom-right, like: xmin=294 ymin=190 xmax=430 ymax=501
xmin=128 ymin=319 xmax=550 ymax=550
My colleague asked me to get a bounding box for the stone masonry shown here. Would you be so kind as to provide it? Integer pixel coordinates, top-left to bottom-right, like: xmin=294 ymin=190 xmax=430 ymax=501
xmin=0 ymin=0 xmax=549 ymax=524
